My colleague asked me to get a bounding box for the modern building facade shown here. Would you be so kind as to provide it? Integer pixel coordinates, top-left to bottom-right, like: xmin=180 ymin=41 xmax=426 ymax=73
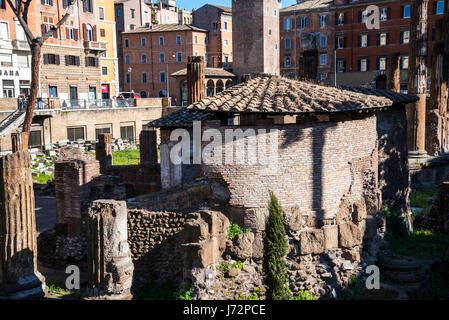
xmin=280 ymin=0 xmax=334 ymax=83
xmin=121 ymin=24 xmax=208 ymax=104
xmin=39 ymin=0 xmax=107 ymax=105
xmin=0 ymin=0 xmax=38 ymax=98
xmin=193 ymin=4 xmax=233 ymax=69
xmin=98 ymin=0 xmax=120 ymax=99
xmin=232 ymin=0 xmax=281 ymax=77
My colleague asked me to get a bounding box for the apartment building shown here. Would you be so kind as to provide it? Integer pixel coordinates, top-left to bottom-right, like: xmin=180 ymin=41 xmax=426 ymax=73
xmin=146 ymin=0 xmax=192 ymax=25
xmin=121 ymin=24 xmax=208 ymax=104
xmin=39 ymin=0 xmax=106 ymax=105
xmin=280 ymin=0 xmax=334 ymax=84
xmin=98 ymin=0 xmax=120 ymax=99
xmin=0 ymin=0 xmax=38 ymax=98
xmin=333 ymin=0 xmax=445 ymax=89
xmin=192 ymin=4 xmax=233 ymax=69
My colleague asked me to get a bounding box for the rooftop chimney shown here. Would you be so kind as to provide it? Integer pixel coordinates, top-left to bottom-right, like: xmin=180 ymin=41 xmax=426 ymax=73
xmin=187 ymin=56 xmax=205 ymax=105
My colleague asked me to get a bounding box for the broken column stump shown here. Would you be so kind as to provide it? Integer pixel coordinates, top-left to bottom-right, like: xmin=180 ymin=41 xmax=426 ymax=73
xmin=0 ymin=151 xmax=46 ymax=299
xmin=86 ymin=200 xmax=134 ymax=300
xmin=139 ymin=129 xmax=158 ymax=164
xmin=95 ymin=133 xmax=112 ymax=174
xmin=187 ymin=56 xmax=205 ymax=105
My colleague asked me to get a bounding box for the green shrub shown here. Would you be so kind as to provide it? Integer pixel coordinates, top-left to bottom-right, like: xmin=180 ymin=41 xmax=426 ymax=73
xmin=217 ymin=262 xmax=230 ymax=273
xmin=292 ymin=290 xmax=318 ymax=300
xmin=233 ymin=261 xmax=244 ymax=271
xmin=263 ymin=192 xmax=290 ymax=300
xmin=227 ymin=224 xmax=244 ymax=239
xmin=179 ymin=288 xmax=193 ymax=300
xmin=383 ymin=205 xmax=408 ymax=240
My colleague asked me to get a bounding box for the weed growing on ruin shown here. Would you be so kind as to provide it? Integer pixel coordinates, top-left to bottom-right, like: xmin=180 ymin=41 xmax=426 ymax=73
xmin=179 ymin=287 xmax=193 ymax=300
xmin=233 ymin=261 xmax=244 ymax=271
xmin=383 ymin=204 xmax=408 ymax=240
xmin=263 ymin=192 xmax=290 ymax=300
xmin=237 ymin=292 xmax=259 ymax=300
xmin=112 ymin=149 xmax=140 ymax=166
xmin=46 ymin=278 xmax=80 ymax=298
xmin=217 ymin=261 xmax=230 ymax=273
xmin=227 ymin=224 xmax=251 ymax=240
xmin=291 ymin=290 xmax=318 ymax=300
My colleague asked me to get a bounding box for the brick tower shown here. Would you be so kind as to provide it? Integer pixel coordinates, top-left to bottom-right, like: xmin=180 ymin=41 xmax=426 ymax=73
xmin=232 ymin=0 xmax=281 ymax=77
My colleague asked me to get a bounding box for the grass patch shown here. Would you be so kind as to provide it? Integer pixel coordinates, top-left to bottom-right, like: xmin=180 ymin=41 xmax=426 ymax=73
xmin=112 ymin=149 xmax=140 ymax=166
xmin=46 ymin=278 xmax=81 ymax=298
xmin=387 ymin=229 xmax=449 ymax=260
xmin=33 ymin=173 xmax=54 ymax=184
xmin=410 ymin=190 xmax=435 ymax=208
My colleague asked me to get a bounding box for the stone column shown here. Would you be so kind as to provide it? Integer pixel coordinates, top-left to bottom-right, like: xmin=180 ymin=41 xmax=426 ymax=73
xmin=11 ymin=132 xmax=29 ymax=152
xmin=386 ymin=52 xmax=401 ymax=93
xmin=139 ymin=129 xmax=157 ymax=164
xmin=187 ymin=56 xmax=205 ymax=105
xmin=86 ymin=200 xmax=133 ymax=300
xmin=95 ymin=133 xmax=112 ymax=174
xmin=0 ymin=151 xmax=46 ymax=299
xmin=407 ymin=0 xmax=429 ymax=158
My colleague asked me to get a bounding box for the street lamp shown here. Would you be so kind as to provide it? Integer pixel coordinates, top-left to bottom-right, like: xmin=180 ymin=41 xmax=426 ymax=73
xmin=128 ymin=67 xmax=132 ymax=92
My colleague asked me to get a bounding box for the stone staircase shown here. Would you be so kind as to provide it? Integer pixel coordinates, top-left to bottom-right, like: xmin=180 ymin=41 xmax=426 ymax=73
xmin=0 ymin=109 xmax=26 ymax=139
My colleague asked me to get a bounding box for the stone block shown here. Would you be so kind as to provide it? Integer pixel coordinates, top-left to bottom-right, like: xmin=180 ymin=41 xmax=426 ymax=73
xmin=183 ymin=219 xmax=210 ymax=243
xmin=299 ymin=229 xmax=324 ymax=255
xmin=283 ymin=206 xmax=302 ymax=232
xmin=322 ymin=225 xmax=338 ymax=250
xmin=339 ymin=222 xmax=363 ymax=248
xmin=229 ymin=232 xmax=254 ymax=261
xmin=364 ymin=216 xmax=378 ymax=240
xmin=352 ymin=198 xmax=367 ymax=222
xmin=336 ymin=199 xmax=351 ymax=224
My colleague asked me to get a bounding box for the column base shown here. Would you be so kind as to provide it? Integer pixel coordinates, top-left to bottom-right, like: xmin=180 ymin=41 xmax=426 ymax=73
xmin=0 ymin=272 xmax=47 ymax=300
xmin=408 ymin=151 xmax=429 ymax=165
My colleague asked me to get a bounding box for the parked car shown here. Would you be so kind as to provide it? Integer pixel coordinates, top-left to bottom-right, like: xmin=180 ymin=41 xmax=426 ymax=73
xmin=118 ymin=92 xmax=141 ymax=99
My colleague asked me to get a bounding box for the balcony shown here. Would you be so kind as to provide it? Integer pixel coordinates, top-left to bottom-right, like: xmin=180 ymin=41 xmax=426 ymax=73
xmin=12 ymin=39 xmax=30 ymax=52
xmin=83 ymin=41 xmax=107 ymax=54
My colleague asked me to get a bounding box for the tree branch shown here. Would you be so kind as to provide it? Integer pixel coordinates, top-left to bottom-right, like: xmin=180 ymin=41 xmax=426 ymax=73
xmin=40 ymin=0 xmax=77 ymax=42
xmin=6 ymin=0 xmax=35 ymax=42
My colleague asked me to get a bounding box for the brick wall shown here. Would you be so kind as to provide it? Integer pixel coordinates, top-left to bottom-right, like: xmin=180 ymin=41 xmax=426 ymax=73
xmin=203 ymin=115 xmax=378 ymax=223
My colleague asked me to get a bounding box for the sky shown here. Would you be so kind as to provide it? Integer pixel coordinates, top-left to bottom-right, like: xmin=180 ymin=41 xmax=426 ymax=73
xmin=176 ymin=0 xmax=297 ymax=11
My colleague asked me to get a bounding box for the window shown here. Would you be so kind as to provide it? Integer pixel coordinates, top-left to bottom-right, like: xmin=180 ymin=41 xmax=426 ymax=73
xmin=401 ymin=56 xmax=409 ymax=69
xmin=141 ymin=53 xmax=147 ymax=64
xmin=360 ymin=58 xmax=368 ymax=71
xmin=284 ymin=37 xmax=291 ymax=49
xmin=98 ymin=7 xmax=105 ymax=20
xmin=320 ymin=53 xmax=327 ymax=66
xmin=379 ymin=33 xmax=388 ymax=46
xmin=213 ymin=22 xmax=218 ymax=32
xmin=320 ymin=35 xmax=327 ymax=47
xmin=283 ymin=18 xmax=292 ymax=31
xmin=401 ymin=30 xmax=410 ymax=44
xmin=176 ymin=35 xmax=182 ymax=45
xmin=160 ymin=71 xmax=166 ymax=83
xmin=126 ymin=73 xmax=130 ymax=84
xmin=129 ymin=24 xmax=135 ymax=30
xmin=130 ymin=9 xmax=135 ymax=19
xmin=194 ymin=35 xmax=198 ymax=44
xmin=159 ymin=36 xmax=164 ymax=46
xmin=337 ymin=36 xmax=345 ymax=49
xmin=49 ymin=86 xmax=58 ymax=98
xmin=142 ymin=72 xmax=147 ymax=84
xmin=120 ymin=126 xmax=134 ymax=143
xmin=44 ymin=54 xmax=60 ymax=65
xmin=361 ymin=10 xmax=368 ymax=23
xmin=95 ymin=127 xmax=111 ymax=140
xmin=124 ymin=38 xmax=129 ymax=48
xmin=0 ymin=0 xmax=6 ymax=9
xmin=100 ymin=28 xmax=105 ymax=37
xmin=299 ymin=16 xmax=309 ymax=29
xmin=223 ymin=39 xmax=229 ymax=46
xmin=337 ymin=13 xmax=345 ymax=25
xmin=337 ymin=59 xmax=345 ymax=72
xmin=403 ymin=5 xmax=411 ymax=18
xmin=0 ymin=22 xmax=9 ymax=39
xmin=67 ymin=127 xmax=85 ymax=141
xmin=86 ymin=24 xmax=93 ymax=41
xmin=380 ymin=8 xmax=388 ymax=21
xmin=116 ymin=8 xmax=121 ymax=17
xmin=224 ymin=56 xmax=229 ymax=67
xmin=360 ymin=34 xmax=368 ymax=47
xmin=43 ymin=0 xmax=52 ymax=6
xmin=70 ymin=86 xmax=78 ymax=101
xmin=159 ymin=52 xmax=165 ymax=63
xmin=224 ymin=21 xmax=228 ymax=30
xmin=141 ymin=37 xmax=146 ymax=46
xmin=319 ymin=14 xmax=328 ymax=28
xmin=378 ymin=57 xmax=386 ymax=70
xmin=284 ymin=55 xmax=291 ymax=67
xmin=65 ymin=55 xmax=78 ymax=66
xmin=102 ymin=66 xmax=108 ymax=75
xmin=176 ymin=52 xmax=182 ymax=62
xmin=125 ymin=55 xmax=130 ymax=64
xmin=85 ymin=56 xmax=98 ymax=67
xmin=436 ymin=1 xmax=445 ymax=15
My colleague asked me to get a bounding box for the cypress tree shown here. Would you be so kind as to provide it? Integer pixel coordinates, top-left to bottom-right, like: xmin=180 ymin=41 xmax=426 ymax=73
xmin=263 ymin=192 xmax=291 ymax=300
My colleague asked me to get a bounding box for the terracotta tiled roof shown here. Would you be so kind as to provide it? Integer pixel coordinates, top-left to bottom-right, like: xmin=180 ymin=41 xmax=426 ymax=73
xmin=147 ymin=108 xmax=214 ymax=128
xmin=171 ymin=68 xmax=236 ymax=78
xmin=186 ymin=76 xmax=413 ymax=115
xmin=281 ymin=0 xmax=333 ymax=13
xmin=207 ymin=4 xmax=232 ymax=13
xmin=340 ymin=86 xmax=419 ymax=104
xmin=122 ymin=24 xmax=207 ymax=34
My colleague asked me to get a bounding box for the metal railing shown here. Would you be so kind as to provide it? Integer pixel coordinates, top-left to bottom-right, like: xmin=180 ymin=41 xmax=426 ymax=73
xmin=61 ymin=99 xmax=135 ymax=109
xmin=18 ymin=98 xmax=55 ymax=110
